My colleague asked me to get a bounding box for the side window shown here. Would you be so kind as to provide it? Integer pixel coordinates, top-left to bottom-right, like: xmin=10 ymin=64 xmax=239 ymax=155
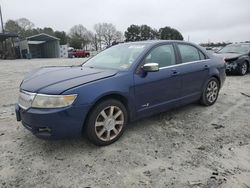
xmin=178 ymin=44 xmax=202 ymax=63
xmin=144 ymin=44 xmax=176 ymax=68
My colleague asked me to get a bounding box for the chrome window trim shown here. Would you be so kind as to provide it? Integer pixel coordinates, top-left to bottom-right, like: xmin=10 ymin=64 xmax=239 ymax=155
xmin=159 ymin=59 xmax=210 ymax=70
xmin=20 ymin=90 xmax=37 ymax=96
xmin=34 ymin=93 xmax=78 ymax=98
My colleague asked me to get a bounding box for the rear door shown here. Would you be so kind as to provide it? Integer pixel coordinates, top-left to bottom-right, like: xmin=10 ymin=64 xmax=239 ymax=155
xmin=175 ymin=43 xmax=210 ymax=101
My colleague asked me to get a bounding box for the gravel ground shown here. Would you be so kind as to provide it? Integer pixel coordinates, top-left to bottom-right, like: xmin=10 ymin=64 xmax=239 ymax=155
xmin=0 ymin=58 xmax=250 ymax=188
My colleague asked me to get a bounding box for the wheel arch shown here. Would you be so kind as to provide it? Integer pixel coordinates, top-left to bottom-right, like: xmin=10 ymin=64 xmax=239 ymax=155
xmin=244 ymin=59 xmax=250 ymax=72
xmin=238 ymin=57 xmax=249 ymax=70
xmin=82 ymin=93 xmax=130 ymax=133
xmin=93 ymin=93 xmax=129 ymax=110
xmin=210 ymin=75 xmax=221 ymax=89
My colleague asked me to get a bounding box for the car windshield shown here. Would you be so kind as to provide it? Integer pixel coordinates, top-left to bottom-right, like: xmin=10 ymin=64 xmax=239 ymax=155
xmin=83 ymin=43 xmax=147 ymax=70
xmin=217 ymin=44 xmax=250 ymax=54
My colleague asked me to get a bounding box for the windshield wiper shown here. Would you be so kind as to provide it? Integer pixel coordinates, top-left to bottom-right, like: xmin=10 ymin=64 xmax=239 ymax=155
xmin=70 ymin=64 xmax=81 ymax=67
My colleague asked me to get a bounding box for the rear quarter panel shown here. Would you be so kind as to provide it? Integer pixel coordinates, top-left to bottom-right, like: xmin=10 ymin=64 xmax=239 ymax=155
xmin=208 ymin=55 xmax=226 ymax=87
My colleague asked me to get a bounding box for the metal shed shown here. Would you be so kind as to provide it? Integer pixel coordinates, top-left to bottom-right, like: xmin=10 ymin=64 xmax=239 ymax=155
xmin=0 ymin=32 xmax=19 ymax=59
xmin=20 ymin=33 xmax=60 ymax=58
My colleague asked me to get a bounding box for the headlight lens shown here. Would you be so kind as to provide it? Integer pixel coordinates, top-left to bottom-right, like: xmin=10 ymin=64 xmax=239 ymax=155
xmin=18 ymin=91 xmax=36 ymax=110
xmin=32 ymin=94 xmax=77 ymax=108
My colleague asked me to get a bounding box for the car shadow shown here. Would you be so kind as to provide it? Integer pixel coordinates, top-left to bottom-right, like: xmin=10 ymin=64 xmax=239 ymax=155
xmin=126 ymin=102 xmax=199 ymax=131
xmin=20 ymin=102 xmax=202 ymax=156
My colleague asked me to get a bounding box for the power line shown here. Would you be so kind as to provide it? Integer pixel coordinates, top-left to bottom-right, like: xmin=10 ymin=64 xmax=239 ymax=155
xmin=0 ymin=5 xmax=4 ymax=33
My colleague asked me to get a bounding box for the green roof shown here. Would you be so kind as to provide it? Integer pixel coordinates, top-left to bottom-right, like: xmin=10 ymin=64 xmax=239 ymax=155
xmin=27 ymin=33 xmax=60 ymax=41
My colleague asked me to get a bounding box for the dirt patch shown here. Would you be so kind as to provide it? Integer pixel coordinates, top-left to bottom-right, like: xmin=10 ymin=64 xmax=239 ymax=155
xmin=0 ymin=59 xmax=250 ymax=187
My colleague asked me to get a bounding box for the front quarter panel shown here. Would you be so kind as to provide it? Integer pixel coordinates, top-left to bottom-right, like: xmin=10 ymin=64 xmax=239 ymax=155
xmin=62 ymin=71 xmax=134 ymax=116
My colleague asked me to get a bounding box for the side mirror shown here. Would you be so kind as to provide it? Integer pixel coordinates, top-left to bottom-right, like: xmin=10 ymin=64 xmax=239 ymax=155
xmin=142 ymin=63 xmax=159 ymax=72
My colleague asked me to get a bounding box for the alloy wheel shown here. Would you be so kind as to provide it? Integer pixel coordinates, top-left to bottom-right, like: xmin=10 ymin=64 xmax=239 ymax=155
xmin=241 ymin=62 xmax=247 ymax=75
xmin=95 ymin=106 xmax=124 ymax=141
xmin=206 ymin=80 xmax=218 ymax=103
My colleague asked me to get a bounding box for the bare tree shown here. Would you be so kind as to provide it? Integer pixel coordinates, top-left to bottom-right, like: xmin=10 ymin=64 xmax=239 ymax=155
xmin=16 ymin=18 xmax=34 ymax=31
xmin=93 ymin=23 xmax=103 ymax=50
xmin=114 ymin=31 xmax=124 ymax=42
xmin=5 ymin=20 xmax=22 ymax=34
xmin=69 ymin=25 xmax=91 ymax=49
xmin=88 ymin=31 xmax=99 ymax=51
xmin=94 ymin=23 xmax=123 ymax=49
xmin=69 ymin=25 xmax=87 ymax=38
xmin=5 ymin=18 xmax=35 ymax=39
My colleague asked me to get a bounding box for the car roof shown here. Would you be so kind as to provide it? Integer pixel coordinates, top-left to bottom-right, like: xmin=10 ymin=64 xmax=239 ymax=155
xmin=118 ymin=40 xmax=209 ymax=57
xmin=120 ymin=40 xmax=201 ymax=49
xmin=123 ymin=40 xmax=193 ymax=45
xmin=130 ymin=40 xmax=206 ymax=51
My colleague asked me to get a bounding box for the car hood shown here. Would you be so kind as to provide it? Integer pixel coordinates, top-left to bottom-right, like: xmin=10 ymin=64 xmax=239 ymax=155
xmin=20 ymin=66 xmax=117 ymax=94
xmin=214 ymin=52 xmax=243 ymax=60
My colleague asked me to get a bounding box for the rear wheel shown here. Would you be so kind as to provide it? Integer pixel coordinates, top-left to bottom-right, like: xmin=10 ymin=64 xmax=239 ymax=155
xmin=239 ymin=61 xmax=248 ymax=75
xmin=85 ymin=99 xmax=127 ymax=146
xmin=200 ymin=77 xmax=219 ymax=106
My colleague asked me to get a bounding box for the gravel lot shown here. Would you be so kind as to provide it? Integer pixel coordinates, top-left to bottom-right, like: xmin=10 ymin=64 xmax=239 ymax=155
xmin=0 ymin=58 xmax=250 ymax=188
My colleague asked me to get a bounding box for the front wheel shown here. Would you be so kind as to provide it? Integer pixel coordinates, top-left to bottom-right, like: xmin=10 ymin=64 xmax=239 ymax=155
xmin=239 ymin=61 xmax=248 ymax=75
xmin=200 ymin=77 xmax=219 ymax=106
xmin=85 ymin=99 xmax=127 ymax=146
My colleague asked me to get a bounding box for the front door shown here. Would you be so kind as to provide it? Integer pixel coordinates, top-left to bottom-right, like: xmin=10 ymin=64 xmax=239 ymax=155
xmin=133 ymin=44 xmax=182 ymax=117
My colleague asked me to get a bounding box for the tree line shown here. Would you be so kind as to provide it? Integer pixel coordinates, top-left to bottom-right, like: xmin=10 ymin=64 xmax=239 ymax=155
xmin=4 ymin=18 xmax=183 ymax=50
xmin=200 ymin=42 xmax=232 ymax=47
xmin=125 ymin=24 xmax=183 ymax=42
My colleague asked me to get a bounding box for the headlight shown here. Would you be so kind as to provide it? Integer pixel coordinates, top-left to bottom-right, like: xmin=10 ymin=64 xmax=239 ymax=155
xmin=18 ymin=91 xmax=36 ymax=109
xmin=32 ymin=94 xmax=77 ymax=108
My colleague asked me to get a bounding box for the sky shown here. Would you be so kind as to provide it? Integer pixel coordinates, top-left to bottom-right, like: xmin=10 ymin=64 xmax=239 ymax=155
xmin=1 ymin=0 xmax=250 ymax=43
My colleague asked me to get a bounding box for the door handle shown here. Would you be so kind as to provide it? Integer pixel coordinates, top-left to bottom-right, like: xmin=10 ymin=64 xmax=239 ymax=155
xmin=204 ymin=65 xmax=209 ymax=70
xmin=171 ymin=69 xmax=179 ymax=76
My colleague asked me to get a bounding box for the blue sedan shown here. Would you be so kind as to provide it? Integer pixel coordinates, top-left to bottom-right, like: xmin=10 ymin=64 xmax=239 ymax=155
xmin=16 ymin=40 xmax=226 ymax=145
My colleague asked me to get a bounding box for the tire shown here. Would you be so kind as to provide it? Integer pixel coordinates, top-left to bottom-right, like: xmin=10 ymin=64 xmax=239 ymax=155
xmin=85 ymin=99 xmax=128 ymax=146
xmin=238 ymin=61 xmax=248 ymax=76
xmin=200 ymin=77 xmax=220 ymax=106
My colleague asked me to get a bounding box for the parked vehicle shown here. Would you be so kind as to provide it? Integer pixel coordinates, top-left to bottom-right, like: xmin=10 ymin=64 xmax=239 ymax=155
xmin=212 ymin=47 xmax=222 ymax=52
xmin=68 ymin=49 xmax=90 ymax=58
xmin=215 ymin=43 xmax=250 ymax=75
xmin=16 ymin=40 xmax=226 ymax=146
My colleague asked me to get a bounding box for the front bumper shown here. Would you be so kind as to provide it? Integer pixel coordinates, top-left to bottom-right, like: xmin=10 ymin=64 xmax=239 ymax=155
xmin=225 ymin=62 xmax=239 ymax=73
xmin=15 ymin=104 xmax=91 ymax=139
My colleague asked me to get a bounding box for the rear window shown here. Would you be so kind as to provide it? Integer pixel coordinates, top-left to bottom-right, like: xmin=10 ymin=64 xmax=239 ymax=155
xmin=178 ymin=44 xmax=206 ymax=63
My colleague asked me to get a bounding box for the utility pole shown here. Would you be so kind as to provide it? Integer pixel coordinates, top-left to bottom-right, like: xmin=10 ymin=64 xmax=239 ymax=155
xmin=0 ymin=5 xmax=4 ymax=33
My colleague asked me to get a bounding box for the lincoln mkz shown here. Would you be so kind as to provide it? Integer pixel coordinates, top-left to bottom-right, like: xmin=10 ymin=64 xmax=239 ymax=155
xmin=16 ymin=40 xmax=226 ymax=145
